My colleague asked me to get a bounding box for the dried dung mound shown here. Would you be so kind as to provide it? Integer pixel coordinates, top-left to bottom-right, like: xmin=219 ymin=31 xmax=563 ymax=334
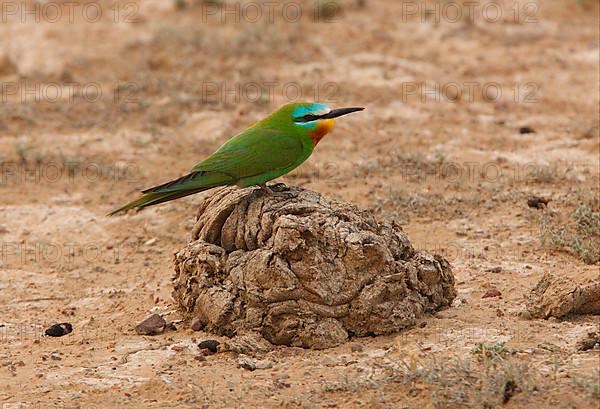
xmin=172 ymin=184 xmax=456 ymax=349
xmin=525 ymin=272 xmax=600 ymax=319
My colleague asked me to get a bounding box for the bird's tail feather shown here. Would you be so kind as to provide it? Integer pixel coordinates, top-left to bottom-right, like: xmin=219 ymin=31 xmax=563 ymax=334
xmin=108 ymin=170 xmax=236 ymax=216
xmin=108 ymin=186 xmax=211 ymax=216
xmin=141 ymin=170 xmax=208 ymax=194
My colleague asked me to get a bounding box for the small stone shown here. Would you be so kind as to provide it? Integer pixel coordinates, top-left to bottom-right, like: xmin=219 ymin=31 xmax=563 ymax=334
xmin=451 ymin=297 xmax=467 ymax=307
xmin=527 ymin=196 xmax=550 ymax=209
xmin=191 ymin=319 xmax=204 ymax=332
xmin=44 ymin=323 xmax=73 ymax=337
xmin=519 ymin=126 xmax=535 ymax=134
xmin=135 ymin=314 xmax=167 ymax=335
xmin=482 ymin=288 xmax=502 ymax=298
xmin=237 ymin=357 xmax=272 ymax=371
xmin=198 ymin=339 xmax=220 ymax=354
xmin=496 ymin=309 xmax=505 ymax=317
xmin=238 ymin=357 xmax=257 ymax=371
xmin=194 ymin=354 xmax=206 ymax=362
xmin=486 ymin=266 xmax=502 ymax=273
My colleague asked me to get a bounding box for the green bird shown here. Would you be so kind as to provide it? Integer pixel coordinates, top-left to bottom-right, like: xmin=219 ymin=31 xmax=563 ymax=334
xmin=109 ymin=102 xmax=364 ymax=215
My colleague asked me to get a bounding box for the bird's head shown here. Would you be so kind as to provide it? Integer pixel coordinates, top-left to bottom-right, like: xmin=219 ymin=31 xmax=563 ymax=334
xmin=285 ymin=102 xmax=364 ymax=145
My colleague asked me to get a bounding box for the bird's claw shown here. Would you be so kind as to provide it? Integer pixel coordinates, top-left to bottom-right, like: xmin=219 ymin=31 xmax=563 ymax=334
xmin=258 ymin=184 xmax=274 ymax=195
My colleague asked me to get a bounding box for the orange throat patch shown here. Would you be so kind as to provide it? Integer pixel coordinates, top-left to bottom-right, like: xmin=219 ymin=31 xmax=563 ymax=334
xmin=311 ymin=119 xmax=335 ymax=145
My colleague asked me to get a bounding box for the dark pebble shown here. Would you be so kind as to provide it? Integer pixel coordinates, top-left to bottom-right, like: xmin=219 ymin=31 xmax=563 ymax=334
xmin=135 ymin=314 xmax=167 ymax=336
xmin=519 ymin=126 xmax=535 ymax=134
xmin=44 ymin=323 xmax=73 ymax=337
xmin=198 ymin=339 xmax=220 ymax=354
xmin=527 ymin=196 xmax=550 ymax=209
xmin=191 ymin=319 xmax=204 ymax=331
xmin=482 ymin=288 xmax=502 ymax=298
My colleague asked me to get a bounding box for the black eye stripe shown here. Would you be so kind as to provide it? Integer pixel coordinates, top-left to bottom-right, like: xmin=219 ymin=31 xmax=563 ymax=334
xmin=294 ymin=114 xmax=321 ymax=123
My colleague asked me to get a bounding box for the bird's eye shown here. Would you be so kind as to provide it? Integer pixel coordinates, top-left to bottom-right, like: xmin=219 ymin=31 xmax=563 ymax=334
xmin=294 ymin=114 xmax=321 ymax=123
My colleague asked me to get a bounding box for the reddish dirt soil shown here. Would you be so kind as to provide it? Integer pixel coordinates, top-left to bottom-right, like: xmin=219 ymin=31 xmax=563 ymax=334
xmin=0 ymin=1 xmax=598 ymax=408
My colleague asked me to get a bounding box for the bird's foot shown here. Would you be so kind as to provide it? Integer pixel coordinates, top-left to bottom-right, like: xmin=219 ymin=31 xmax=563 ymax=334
xmin=258 ymin=184 xmax=274 ymax=195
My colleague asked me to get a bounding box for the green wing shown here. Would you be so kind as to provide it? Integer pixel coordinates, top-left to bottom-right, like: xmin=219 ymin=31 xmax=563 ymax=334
xmin=109 ymin=126 xmax=307 ymax=215
xmin=193 ymin=127 xmax=305 ymax=180
xmin=141 ymin=127 xmax=305 ymax=195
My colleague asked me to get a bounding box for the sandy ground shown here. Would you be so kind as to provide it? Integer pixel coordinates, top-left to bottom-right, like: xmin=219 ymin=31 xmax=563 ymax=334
xmin=0 ymin=0 xmax=598 ymax=408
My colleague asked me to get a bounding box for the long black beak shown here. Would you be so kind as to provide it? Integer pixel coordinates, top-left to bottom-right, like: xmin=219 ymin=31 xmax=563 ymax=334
xmin=320 ymin=107 xmax=365 ymax=119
